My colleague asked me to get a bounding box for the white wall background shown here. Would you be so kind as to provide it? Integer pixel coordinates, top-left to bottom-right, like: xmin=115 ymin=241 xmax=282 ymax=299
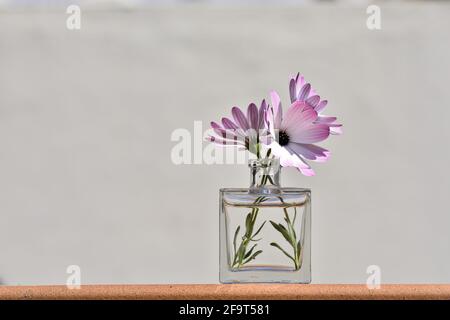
xmin=1 ymin=2 xmax=450 ymax=285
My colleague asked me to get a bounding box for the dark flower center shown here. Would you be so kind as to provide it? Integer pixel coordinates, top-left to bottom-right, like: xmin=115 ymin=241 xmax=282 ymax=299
xmin=279 ymin=130 xmax=290 ymax=146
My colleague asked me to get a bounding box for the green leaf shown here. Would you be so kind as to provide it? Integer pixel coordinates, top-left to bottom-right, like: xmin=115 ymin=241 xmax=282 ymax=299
xmin=270 ymin=242 xmax=295 ymax=263
xmin=247 ymin=207 xmax=259 ymax=236
xmin=295 ymin=240 xmax=302 ymax=270
xmin=243 ymin=250 xmax=263 ymax=265
xmin=291 ymin=226 xmax=297 ymax=244
xmin=250 ymin=207 xmax=259 ymax=225
xmin=245 ymin=213 xmax=252 ymax=235
xmin=283 ymin=208 xmax=297 ymax=242
xmin=296 ymin=240 xmax=302 ymax=260
xmin=292 ymin=207 xmax=297 ymax=225
xmin=283 ymin=208 xmax=291 ymax=224
xmin=251 ymin=220 xmax=266 ymax=239
xmin=244 ymin=244 xmax=257 ymax=259
xmin=269 ymin=220 xmax=292 ymax=244
xmin=286 ymin=216 xmax=297 ymax=244
xmin=234 ymin=241 xmax=245 ymax=266
xmin=285 ymin=219 xmax=296 ymax=241
xmin=233 ymin=225 xmax=240 ymax=256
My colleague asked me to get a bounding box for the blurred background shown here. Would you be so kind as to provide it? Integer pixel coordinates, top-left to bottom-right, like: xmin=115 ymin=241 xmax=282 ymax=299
xmin=1 ymin=0 xmax=450 ymax=285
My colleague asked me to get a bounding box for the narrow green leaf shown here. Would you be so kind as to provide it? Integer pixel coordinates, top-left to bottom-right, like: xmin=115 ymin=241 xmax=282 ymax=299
xmin=244 ymin=244 xmax=257 ymax=259
xmin=283 ymin=208 xmax=297 ymax=243
xmin=251 ymin=220 xmax=266 ymax=239
xmin=270 ymin=242 xmax=295 ymax=263
xmin=248 ymin=208 xmax=260 ymax=235
xmin=291 ymin=227 xmax=297 ymax=244
xmin=235 ymin=241 xmax=245 ymax=266
xmin=245 ymin=213 xmax=252 ymax=234
xmin=270 ymin=220 xmax=292 ymax=244
xmin=283 ymin=208 xmax=291 ymax=224
xmin=292 ymin=207 xmax=297 ymax=225
xmin=296 ymin=240 xmax=302 ymax=269
xmin=243 ymin=250 xmax=263 ymax=265
xmin=269 ymin=220 xmax=281 ymax=232
xmin=233 ymin=225 xmax=240 ymax=257
xmin=296 ymin=240 xmax=302 ymax=260
xmin=286 ymin=214 xmax=297 ymax=243
xmin=250 ymin=207 xmax=259 ymax=227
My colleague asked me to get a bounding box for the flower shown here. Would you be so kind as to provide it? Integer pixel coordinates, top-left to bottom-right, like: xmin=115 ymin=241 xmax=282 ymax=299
xmin=265 ymin=74 xmax=341 ymax=176
xmin=266 ymin=92 xmax=331 ymax=176
xmin=289 ymin=73 xmax=342 ymax=135
xmin=207 ymin=72 xmax=341 ymax=176
xmin=208 ymin=100 xmax=269 ymax=155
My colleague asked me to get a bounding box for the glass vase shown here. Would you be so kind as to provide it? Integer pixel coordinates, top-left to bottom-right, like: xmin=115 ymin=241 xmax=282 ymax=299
xmin=219 ymin=159 xmax=311 ymax=283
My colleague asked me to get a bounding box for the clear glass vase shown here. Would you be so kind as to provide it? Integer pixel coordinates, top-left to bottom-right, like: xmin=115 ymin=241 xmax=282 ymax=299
xmin=219 ymin=159 xmax=311 ymax=283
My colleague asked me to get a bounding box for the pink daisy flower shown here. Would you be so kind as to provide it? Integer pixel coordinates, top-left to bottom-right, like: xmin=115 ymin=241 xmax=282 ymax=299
xmin=266 ymin=91 xmax=331 ymax=176
xmin=289 ymin=73 xmax=342 ymax=135
xmin=208 ymin=100 xmax=269 ymax=155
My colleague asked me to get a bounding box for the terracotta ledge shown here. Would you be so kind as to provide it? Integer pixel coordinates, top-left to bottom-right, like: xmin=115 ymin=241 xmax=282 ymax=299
xmin=1 ymin=284 xmax=450 ymax=300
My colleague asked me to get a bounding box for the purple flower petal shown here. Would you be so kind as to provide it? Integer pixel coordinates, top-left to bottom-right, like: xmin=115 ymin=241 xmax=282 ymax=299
xmin=265 ymin=106 xmax=275 ymax=139
xmin=247 ymin=103 xmax=259 ymax=130
xmin=295 ymin=74 xmax=305 ymax=95
xmin=315 ymin=100 xmax=328 ymax=113
xmin=258 ymin=100 xmax=267 ymax=130
xmin=289 ymin=124 xmax=330 ymax=144
xmin=221 ymin=117 xmax=247 ymax=139
xmin=283 ymin=102 xmax=318 ymax=132
xmin=298 ymin=83 xmax=311 ymax=101
xmin=288 ymin=142 xmax=330 ymax=162
xmin=289 ymin=78 xmax=296 ymax=103
xmin=283 ymin=145 xmax=316 ymax=176
xmin=211 ymin=121 xmax=243 ymax=141
xmin=269 ymin=142 xmax=311 ymax=170
xmin=306 ymin=95 xmax=320 ymax=108
xmin=221 ymin=117 xmax=238 ymax=130
xmin=232 ymin=106 xmax=250 ymax=131
xmin=212 ymin=127 xmax=228 ymax=138
xmin=210 ymin=121 xmax=222 ymax=130
xmin=270 ymin=90 xmax=283 ymax=129
xmin=315 ymin=116 xmax=337 ymax=124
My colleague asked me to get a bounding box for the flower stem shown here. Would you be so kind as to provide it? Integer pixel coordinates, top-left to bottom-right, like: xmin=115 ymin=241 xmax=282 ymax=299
xmin=270 ymin=204 xmax=302 ymax=271
xmin=231 ymin=199 xmax=265 ymax=268
xmin=231 ymin=145 xmax=272 ymax=269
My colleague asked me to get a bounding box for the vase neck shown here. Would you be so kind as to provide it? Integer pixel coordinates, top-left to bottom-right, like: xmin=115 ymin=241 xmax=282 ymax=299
xmin=248 ymin=158 xmax=280 ymax=190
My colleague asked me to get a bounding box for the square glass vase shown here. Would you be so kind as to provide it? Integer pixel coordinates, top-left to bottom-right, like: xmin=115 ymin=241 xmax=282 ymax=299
xmin=219 ymin=160 xmax=311 ymax=284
